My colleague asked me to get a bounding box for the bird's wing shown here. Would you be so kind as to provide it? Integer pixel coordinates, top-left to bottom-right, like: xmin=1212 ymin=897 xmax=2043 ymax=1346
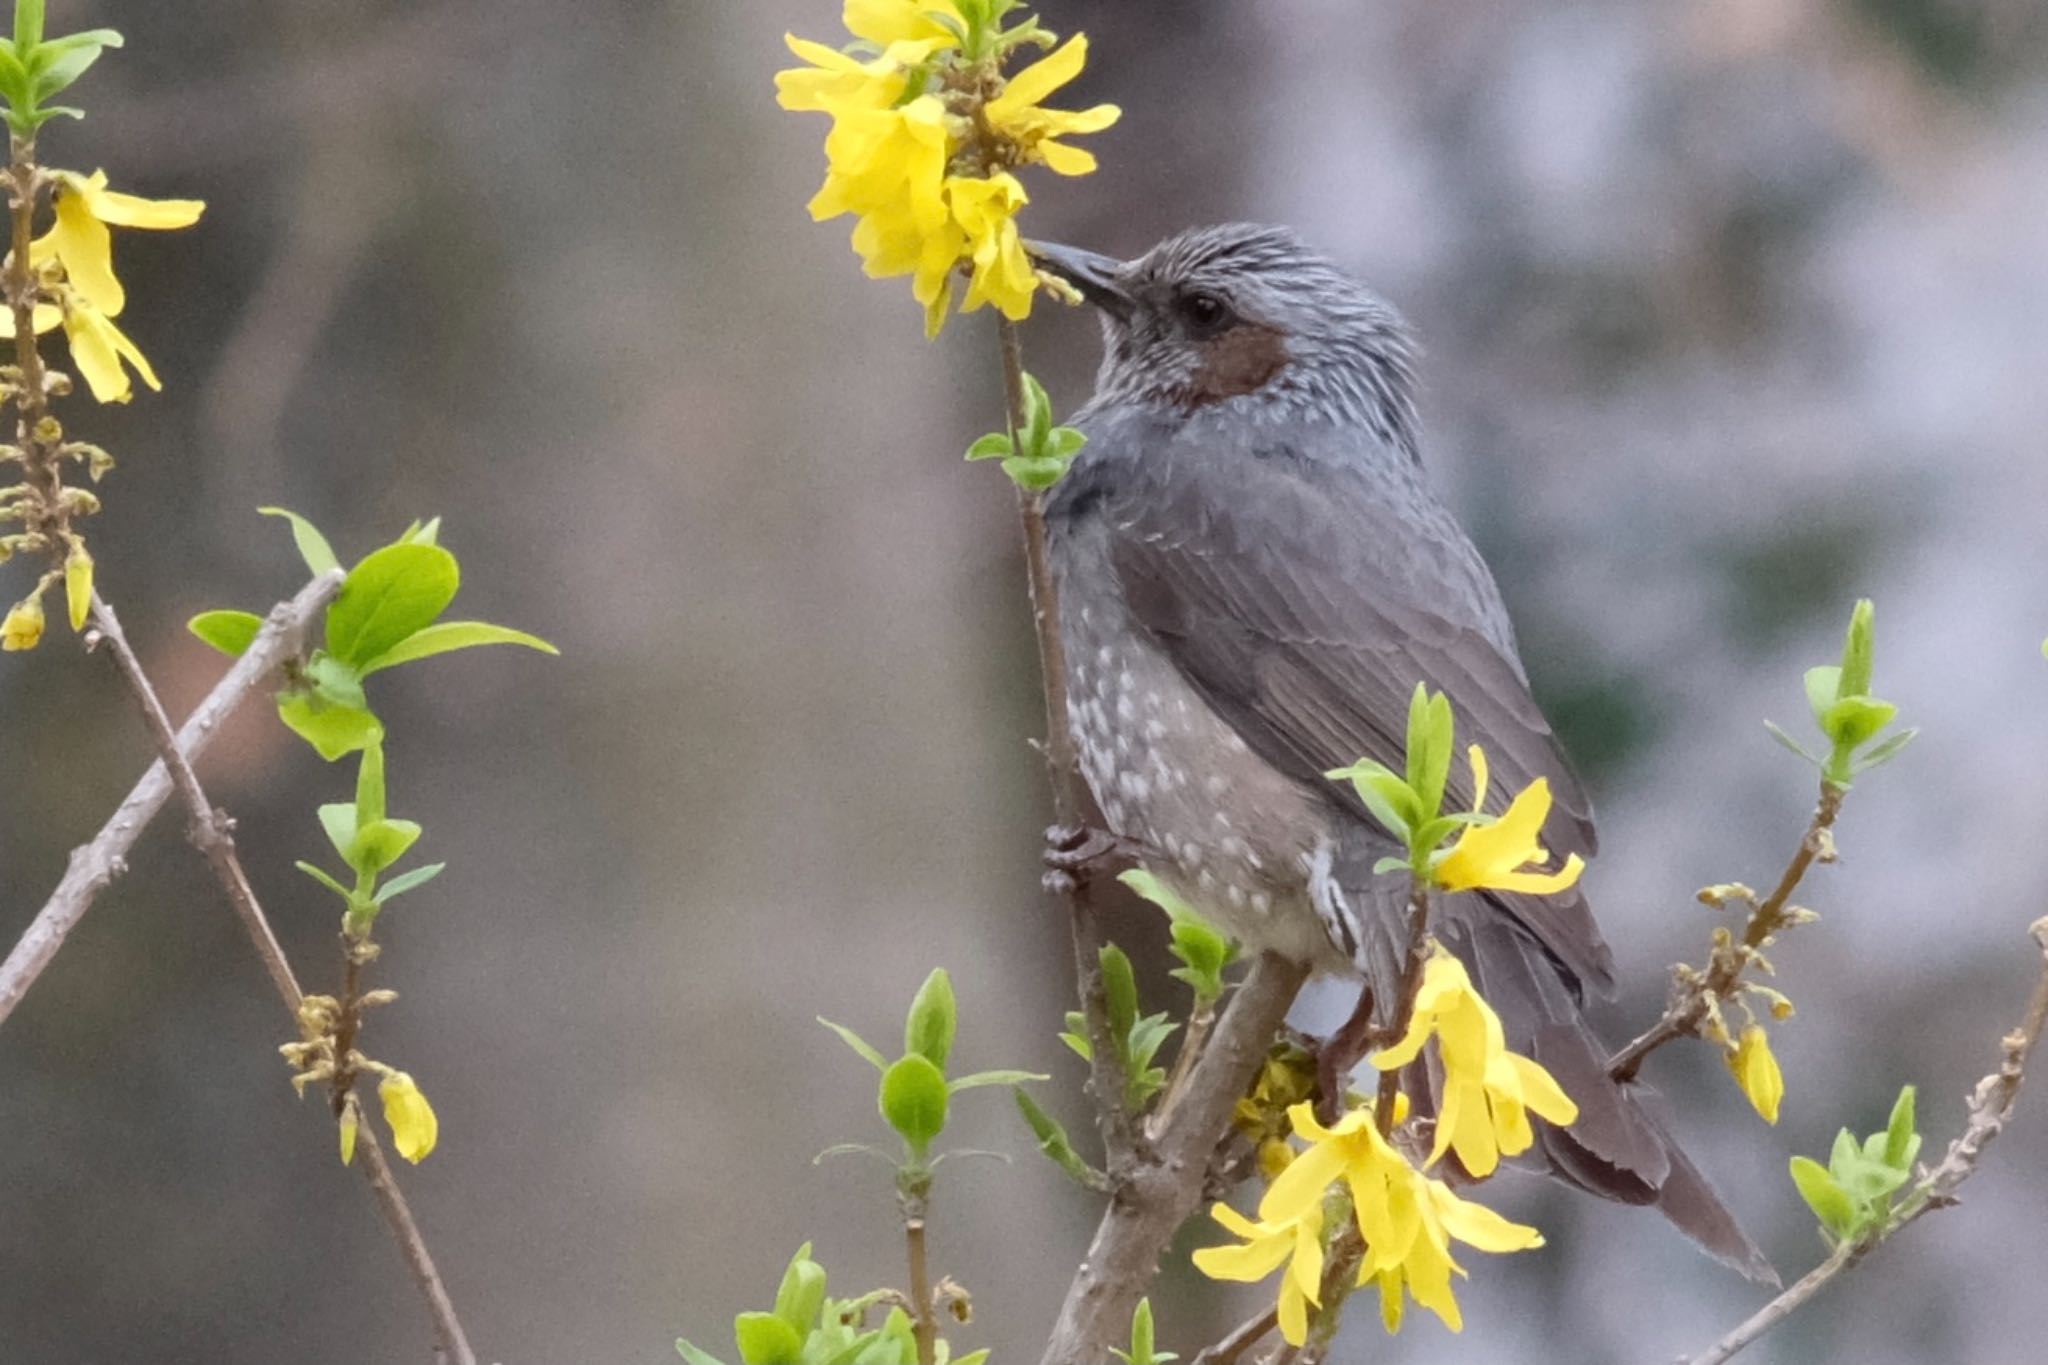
xmin=1102 ymin=437 xmax=1614 ymax=993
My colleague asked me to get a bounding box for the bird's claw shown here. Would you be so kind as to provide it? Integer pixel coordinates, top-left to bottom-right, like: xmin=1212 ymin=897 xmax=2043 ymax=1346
xmin=1041 ymin=823 xmax=1148 ymax=897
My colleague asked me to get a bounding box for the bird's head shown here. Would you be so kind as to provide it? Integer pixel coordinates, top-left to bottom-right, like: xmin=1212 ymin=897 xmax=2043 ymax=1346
xmin=1032 ymin=223 xmax=1420 ymax=451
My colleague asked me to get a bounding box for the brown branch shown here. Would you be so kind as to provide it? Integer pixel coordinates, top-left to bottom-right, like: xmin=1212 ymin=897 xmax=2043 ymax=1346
xmin=994 ymin=317 xmax=1136 ymax=1168
xmin=0 ymin=571 xmax=343 ymax=1026
xmin=1610 ymin=781 xmax=1845 ymax=1081
xmin=904 ymin=1200 xmax=939 ymax=1365
xmin=85 ymin=592 xmax=479 ymax=1365
xmin=1679 ymin=915 xmax=2048 ymax=1365
xmin=1037 ymin=952 xmax=1308 ymax=1365
xmin=1190 ymin=1308 xmax=1279 ymax=1365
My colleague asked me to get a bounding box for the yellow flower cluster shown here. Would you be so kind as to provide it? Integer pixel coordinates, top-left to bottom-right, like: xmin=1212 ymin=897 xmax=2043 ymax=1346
xmin=1435 ymin=745 xmax=1586 ymax=895
xmin=1372 ymin=950 xmax=1579 ymax=1177
xmin=1194 ymin=1098 xmax=1546 ymax=1342
xmin=0 ymin=169 xmax=205 ymax=403
xmin=776 ymin=1 xmax=1117 ymax=335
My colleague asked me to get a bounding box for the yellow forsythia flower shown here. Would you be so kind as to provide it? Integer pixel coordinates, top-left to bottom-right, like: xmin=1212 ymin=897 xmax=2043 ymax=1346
xmin=982 ymin=36 xmax=1120 ymax=175
xmin=1371 ymin=949 xmax=1578 ymax=1177
xmin=775 ymin=6 xmax=1117 ymax=334
xmin=2 ymin=594 xmax=45 ymax=651
xmin=1726 ymin=1023 xmax=1784 ymax=1124
xmin=1191 ymin=1195 xmax=1326 ymax=1347
xmin=339 ymin=1096 xmax=361 ymax=1166
xmin=64 ymin=544 xmax=93 ymax=631
xmin=378 ymin=1071 xmax=439 ymax=1163
xmin=1288 ymin=1102 xmax=1543 ymax=1335
xmin=1434 ymin=745 xmax=1586 ymax=895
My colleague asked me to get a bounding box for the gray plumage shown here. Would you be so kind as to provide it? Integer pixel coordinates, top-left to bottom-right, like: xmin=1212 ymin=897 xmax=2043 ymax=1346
xmin=1040 ymin=223 xmax=1772 ymax=1282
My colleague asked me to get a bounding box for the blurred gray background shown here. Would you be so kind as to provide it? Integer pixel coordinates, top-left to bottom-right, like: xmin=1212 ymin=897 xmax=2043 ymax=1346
xmin=3 ymin=0 xmax=2046 ymax=1361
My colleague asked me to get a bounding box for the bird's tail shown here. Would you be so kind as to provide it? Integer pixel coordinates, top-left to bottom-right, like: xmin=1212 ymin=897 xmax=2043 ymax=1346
xmin=1434 ymin=915 xmax=1779 ymax=1286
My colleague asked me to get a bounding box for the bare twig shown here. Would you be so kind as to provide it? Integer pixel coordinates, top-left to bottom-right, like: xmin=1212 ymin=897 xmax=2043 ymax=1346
xmin=86 ymin=592 xmax=479 ymax=1365
xmin=1680 ymin=915 xmax=2048 ymax=1365
xmin=0 ymin=571 xmax=343 ymax=1025
xmin=904 ymin=1197 xmax=939 ymax=1365
xmin=1610 ymin=782 xmax=1845 ymax=1081
xmin=1190 ymin=1308 xmax=1279 ymax=1365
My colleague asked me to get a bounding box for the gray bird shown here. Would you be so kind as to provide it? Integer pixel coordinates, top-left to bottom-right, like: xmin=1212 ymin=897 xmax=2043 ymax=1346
xmin=1034 ymin=223 xmax=1772 ymax=1281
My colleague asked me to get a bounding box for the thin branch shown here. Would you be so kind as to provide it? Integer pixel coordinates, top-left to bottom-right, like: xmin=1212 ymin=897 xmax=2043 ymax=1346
xmin=994 ymin=316 xmax=1136 ymax=1168
xmin=0 ymin=571 xmax=343 ymax=1026
xmin=85 ymin=592 xmax=479 ymax=1365
xmin=904 ymin=1200 xmax=939 ymax=1365
xmin=1191 ymin=1308 xmax=1279 ymax=1365
xmin=1680 ymin=915 xmax=2048 ymax=1365
xmin=1610 ymin=782 xmax=1845 ymax=1081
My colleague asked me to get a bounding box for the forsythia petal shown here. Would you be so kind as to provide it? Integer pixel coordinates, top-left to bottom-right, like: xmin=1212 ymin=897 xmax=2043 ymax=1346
xmin=64 ymin=546 xmax=93 ymax=631
xmin=1727 ymin=1024 xmax=1785 ymax=1124
xmin=60 ymin=301 xmax=160 ymax=404
xmin=378 ymin=1071 xmax=439 ymax=1162
xmin=2 ymin=595 xmax=45 ymax=651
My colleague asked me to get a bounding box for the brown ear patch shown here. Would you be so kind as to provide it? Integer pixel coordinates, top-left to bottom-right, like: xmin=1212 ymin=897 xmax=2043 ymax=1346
xmin=1186 ymin=323 xmax=1291 ymax=406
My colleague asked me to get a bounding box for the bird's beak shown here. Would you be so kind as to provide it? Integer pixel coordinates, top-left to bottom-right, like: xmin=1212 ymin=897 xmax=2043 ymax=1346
xmin=1028 ymin=241 xmax=1135 ymax=323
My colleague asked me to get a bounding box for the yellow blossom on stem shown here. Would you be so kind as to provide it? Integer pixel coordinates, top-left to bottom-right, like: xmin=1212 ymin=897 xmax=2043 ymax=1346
xmin=58 ymin=299 xmax=160 ymax=404
xmin=339 ymin=1094 xmax=362 ymax=1166
xmin=1370 ymin=949 xmax=1579 ymax=1177
xmin=33 ymin=170 xmax=206 ymax=318
xmin=776 ymin=5 xmax=1115 ymax=334
xmin=1433 ymin=745 xmax=1586 ymax=895
xmin=1276 ymin=1102 xmax=1544 ymax=1336
xmin=983 ymin=35 xmax=1121 ymax=175
xmin=1191 ymin=1195 xmax=1326 ymax=1347
xmin=63 ymin=543 xmax=92 ymax=631
xmin=949 ymin=172 xmax=1034 ymax=319
xmin=1727 ymin=1023 xmax=1785 ymax=1124
xmin=378 ymin=1071 xmax=439 ymax=1163
xmin=2 ymin=592 xmax=45 ymax=651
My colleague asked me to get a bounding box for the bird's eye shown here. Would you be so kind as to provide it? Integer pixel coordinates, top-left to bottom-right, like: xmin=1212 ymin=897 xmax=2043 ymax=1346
xmin=1178 ymin=290 xmax=1233 ymax=337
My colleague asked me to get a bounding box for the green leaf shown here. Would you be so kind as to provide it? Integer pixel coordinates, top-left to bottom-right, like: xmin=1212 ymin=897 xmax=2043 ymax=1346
xmin=258 ymin=506 xmax=341 ymax=576
xmin=772 ymin=1244 xmax=827 ymax=1335
xmin=1166 ymin=919 xmax=1235 ymax=1003
xmin=354 ymin=739 xmax=387 ymax=826
xmin=1839 ymin=598 xmax=1876 ymax=699
xmin=1111 ymin=1297 xmax=1175 ymax=1365
xmin=818 ymin=1018 xmax=888 ymax=1072
xmin=0 ymin=41 xmax=29 ymax=109
xmin=16 ymin=0 xmax=43 ymax=51
xmin=879 ymin=1053 xmax=949 ymax=1156
xmin=357 ymin=620 xmax=558 ymax=676
xmin=903 ymin=968 xmax=957 ymax=1070
xmin=1853 ymin=728 xmax=1918 ymax=774
xmin=733 ymin=1311 xmax=804 ymax=1365
xmin=1047 ymin=426 xmax=1087 ymax=459
xmin=188 ymin=609 xmax=262 ymax=657
xmin=1882 ymin=1086 xmax=1921 ymax=1171
xmin=1822 ymin=695 xmax=1897 ymax=750
xmin=964 ymin=432 xmax=1013 ymax=461
xmin=1023 ymin=372 xmax=1054 ymax=452
xmin=676 ymin=1341 xmax=730 ymax=1365
xmin=373 ymin=862 xmax=446 ymax=905
xmin=1013 ymin=1088 xmax=1105 ymax=1190
xmin=1803 ymin=666 xmax=1843 ymax=725
xmin=327 ymin=543 xmax=460 ymax=667
xmin=401 ymin=515 xmax=443 ymax=546
xmin=305 ymin=652 xmax=368 ymax=710
xmin=295 ymin=860 xmax=352 ymax=901
xmin=1763 ymin=720 xmax=1822 ymax=766
xmin=1099 ymin=945 xmax=1139 ymax=1043
xmin=277 ymin=690 xmax=383 ymax=760
xmin=348 ymin=818 xmax=422 ymax=875
xmin=29 ymin=34 xmax=111 ymax=101
xmin=318 ymin=802 xmax=358 ymax=863
xmin=1000 ymin=454 xmax=1068 ymax=491
xmin=1790 ymin=1155 xmax=1856 ymax=1237
xmin=949 ymin=1068 xmax=1048 ymax=1091
xmin=1404 ymin=685 xmax=1454 ymax=824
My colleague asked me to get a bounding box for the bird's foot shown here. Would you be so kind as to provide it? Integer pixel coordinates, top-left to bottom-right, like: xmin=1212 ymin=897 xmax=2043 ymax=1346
xmin=1042 ymin=823 xmax=1150 ymax=897
xmin=1314 ymin=984 xmax=1379 ymax=1123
